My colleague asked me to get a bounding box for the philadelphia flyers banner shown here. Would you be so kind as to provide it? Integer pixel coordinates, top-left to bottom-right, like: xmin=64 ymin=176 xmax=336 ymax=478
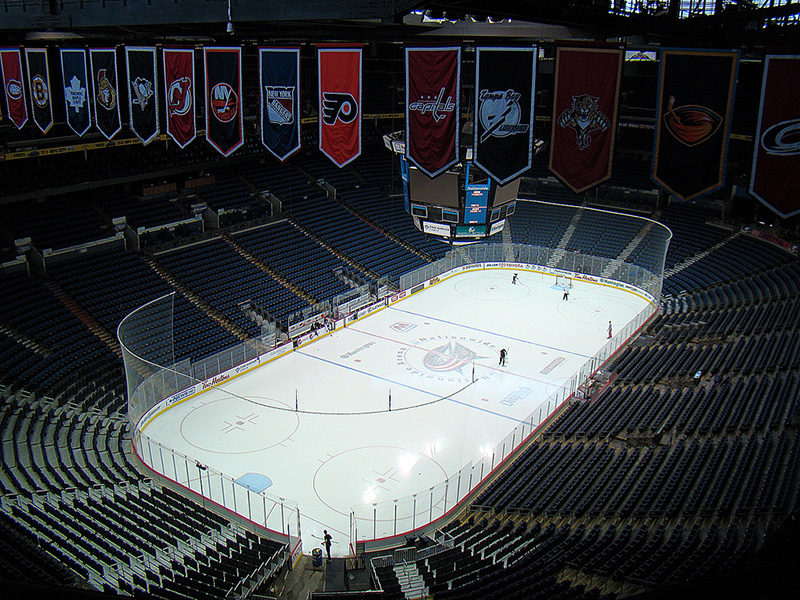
xmin=550 ymin=45 xmax=623 ymax=193
xmin=652 ymin=49 xmax=738 ymax=201
xmin=0 ymin=48 xmax=28 ymax=129
xmin=260 ymin=47 xmax=301 ymax=162
xmin=126 ymin=46 xmax=159 ymax=145
xmin=25 ymin=48 xmax=53 ymax=134
xmin=89 ymin=48 xmax=122 ymax=140
xmin=205 ymin=47 xmax=243 ymax=157
xmin=60 ymin=48 xmax=92 ymax=137
xmin=163 ymin=48 xmax=196 ymax=148
xmin=750 ymin=55 xmax=800 ymax=219
xmin=318 ymin=45 xmax=361 ymax=167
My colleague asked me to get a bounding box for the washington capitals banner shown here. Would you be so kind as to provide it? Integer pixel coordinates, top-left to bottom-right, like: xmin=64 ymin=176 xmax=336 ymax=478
xmin=204 ymin=47 xmax=244 ymax=157
xmin=126 ymin=47 xmax=159 ymax=145
xmin=652 ymin=49 xmax=738 ymax=201
xmin=0 ymin=48 xmax=28 ymax=129
xmin=89 ymin=48 xmax=122 ymax=140
xmin=749 ymin=55 xmax=800 ymax=218
xmin=318 ymin=45 xmax=361 ymax=167
xmin=60 ymin=48 xmax=92 ymax=137
xmin=406 ymin=46 xmax=461 ymax=178
xmin=25 ymin=48 xmax=53 ymax=134
xmin=259 ymin=47 xmax=301 ymax=162
xmin=163 ymin=48 xmax=196 ymax=148
xmin=550 ymin=45 xmax=623 ymax=193
xmin=474 ymin=47 xmax=535 ymax=185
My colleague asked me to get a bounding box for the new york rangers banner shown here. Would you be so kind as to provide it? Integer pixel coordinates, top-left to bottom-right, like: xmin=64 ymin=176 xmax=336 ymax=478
xmin=25 ymin=48 xmax=53 ymax=134
xmin=204 ymin=47 xmax=243 ymax=157
xmin=259 ymin=47 xmax=301 ymax=162
xmin=550 ymin=45 xmax=623 ymax=193
xmin=60 ymin=48 xmax=92 ymax=136
xmin=652 ymin=49 xmax=738 ymax=201
xmin=163 ymin=48 xmax=196 ymax=148
xmin=474 ymin=47 xmax=535 ymax=185
xmin=318 ymin=45 xmax=361 ymax=167
xmin=406 ymin=46 xmax=460 ymax=178
xmin=750 ymin=55 xmax=800 ymax=218
xmin=126 ymin=47 xmax=159 ymax=144
xmin=0 ymin=48 xmax=28 ymax=129
xmin=89 ymin=48 xmax=122 ymax=140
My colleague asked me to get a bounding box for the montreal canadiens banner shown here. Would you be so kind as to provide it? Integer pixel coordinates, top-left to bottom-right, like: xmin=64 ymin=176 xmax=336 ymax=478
xmin=259 ymin=47 xmax=301 ymax=162
xmin=406 ymin=46 xmax=460 ymax=178
xmin=89 ymin=48 xmax=122 ymax=140
xmin=25 ymin=48 xmax=53 ymax=134
xmin=163 ymin=48 xmax=196 ymax=148
xmin=60 ymin=48 xmax=92 ymax=137
xmin=749 ymin=55 xmax=800 ymax=219
xmin=318 ymin=45 xmax=361 ymax=167
xmin=550 ymin=45 xmax=623 ymax=193
xmin=652 ymin=49 xmax=738 ymax=201
xmin=204 ymin=47 xmax=244 ymax=157
xmin=0 ymin=48 xmax=28 ymax=129
xmin=126 ymin=47 xmax=160 ymax=145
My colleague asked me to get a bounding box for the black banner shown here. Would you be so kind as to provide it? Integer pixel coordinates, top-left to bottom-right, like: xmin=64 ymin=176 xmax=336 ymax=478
xmin=90 ymin=48 xmax=122 ymax=140
xmin=126 ymin=46 xmax=159 ymax=145
xmin=60 ymin=48 xmax=92 ymax=137
xmin=25 ymin=48 xmax=53 ymax=134
xmin=204 ymin=47 xmax=244 ymax=157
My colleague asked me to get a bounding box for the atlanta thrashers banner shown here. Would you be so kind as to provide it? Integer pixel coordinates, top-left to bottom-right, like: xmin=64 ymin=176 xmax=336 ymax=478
xmin=60 ymin=48 xmax=92 ymax=137
xmin=163 ymin=48 xmax=196 ymax=149
xmin=749 ymin=55 xmax=800 ymax=219
xmin=0 ymin=48 xmax=28 ymax=129
xmin=318 ymin=45 xmax=361 ymax=167
xmin=652 ymin=49 xmax=738 ymax=201
xmin=25 ymin=48 xmax=53 ymax=134
xmin=126 ymin=47 xmax=159 ymax=145
xmin=550 ymin=45 xmax=623 ymax=193
xmin=260 ymin=47 xmax=301 ymax=162
xmin=205 ymin=47 xmax=244 ymax=157
xmin=89 ymin=48 xmax=122 ymax=140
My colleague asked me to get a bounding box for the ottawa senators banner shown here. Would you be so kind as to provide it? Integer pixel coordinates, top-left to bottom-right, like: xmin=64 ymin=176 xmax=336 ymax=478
xmin=25 ymin=48 xmax=53 ymax=134
xmin=259 ymin=47 xmax=301 ymax=162
xmin=652 ymin=49 xmax=738 ymax=201
xmin=163 ymin=48 xmax=196 ymax=148
xmin=749 ymin=55 xmax=800 ymax=218
xmin=550 ymin=45 xmax=623 ymax=193
xmin=126 ymin=46 xmax=159 ymax=145
xmin=204 ymin=47 xmax=244 ymax=157
xmin=60 ymin=48 xmax=92 ymax=137
xmin=405 ymin=46 xmax=460 ymax=178
xmin=0 ymin=48 xmax=28 ymax=129
xmin=89 ymin=48 xmax=122 ymax=140
xmin=318 ymin=45 xmax=361 ymax=167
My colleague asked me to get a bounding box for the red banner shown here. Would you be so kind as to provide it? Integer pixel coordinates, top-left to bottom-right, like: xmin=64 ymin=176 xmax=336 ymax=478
xmin=0 ymin=48 xmax=28 ymax=129
xmin=318 ymin=46 xmax=361 ymax=167
xmin=164 ymin=48 xmax=196 ymax=149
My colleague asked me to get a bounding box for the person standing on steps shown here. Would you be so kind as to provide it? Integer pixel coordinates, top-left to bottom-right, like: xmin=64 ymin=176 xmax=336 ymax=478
xmin=323 ymin=530 xmax=333 ymax=562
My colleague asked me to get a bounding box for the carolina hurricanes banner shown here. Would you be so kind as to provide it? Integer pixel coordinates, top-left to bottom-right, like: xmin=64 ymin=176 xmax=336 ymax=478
xmin=163 ymin=48 xmax=196 ymax=148
xmin=318 ymin=45 xmax=361 ymax=167
xmin=25 ymin=48 xmax=53 ymax=134
xmin=550 ymin=45 xmax=623 ymax=193
xmin=474 ymin=47 xmax=536 ymax=185
xmin=750 ymin=55 xmax=800 ymax=218
xmin=260 ymin=47 xmax=301 ymax=162
xmin=406 ymin=46 xmax=461 ymax=178
xmin=89 ymin=48 xmax=122 ymax=140
xmin=60 ymin=48 xmax=92 ymax=137
xmin=0 ymin=48 xmax=28 ymax=129
xmin=652 ymin=49 xmax=738 ymax=201
xmin=204 ymin=47 xmax=243 ymax=157
xmin=126 ymin=47 xmax=159 ymax=145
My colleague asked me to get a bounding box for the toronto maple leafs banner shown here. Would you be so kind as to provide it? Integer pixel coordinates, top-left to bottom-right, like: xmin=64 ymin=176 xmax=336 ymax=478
xmin=204 ymin=47 xmax=244 ymax=157
xmin=126 ymin=46 xmax=159 ymax=145
xmin=652 ymin=48 xmax=738 ymax=201
xmin=259 ymin=47 xmax=301 ymax=162
xmin=474 ymin=47 xmax=536 ymax=185
xmin=25 ymin=48 xmax=53 ymax=134
xmin=318 ymin=45 xmax=361 ymax=167
xmin=89 ymin=48 xmax=122 ymax=140
xmin=60 ymin=48 xmax=92 ymax=137
xmin=163 ymin=48 xmax=196 ymax=148
xmin=0 ymin=48 xmax=28 ymax=129
xmin=549 ymin=45 xmax=623 ymax=193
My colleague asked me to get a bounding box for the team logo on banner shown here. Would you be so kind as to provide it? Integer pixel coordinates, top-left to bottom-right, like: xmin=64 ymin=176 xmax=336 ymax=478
xmin=557 ymin=94 xmax=610 ymax=150
xmin=204 ymin=47 xmax=243 ymax=157
xmin=27 ymin=47 xmax=54 ymax=133
xmin=662 ymin=96 xmax=721 ymax=146
xmin=259 ymin=47 xmax=301 ymax=161
xmin=210 ymin=82 xmax=238 ymax=122
xmin=89 ymin=48 xmax=122 ymax=140
xmin=318 ymin=45 xmax=361 ymax=167
xmin=60 ymin=48 xmax=92 ymax=137
xmin=163 ymin=48 xmax=196 ymax=149
xmin=0 ymin=48 xmax=28 ymax=129
xmin=125 ymin=47 xmax=160 ymax=145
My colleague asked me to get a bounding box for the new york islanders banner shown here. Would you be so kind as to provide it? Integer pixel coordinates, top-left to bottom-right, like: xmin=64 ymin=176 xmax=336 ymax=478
xmin=89 ymin=48 xmax=122 ymax=140
xmin=474 ymin=47 xmax=535 ymax=185
xmin=126 ymin=47 xmax=159 ymax=145
xmin=550 ymin=45 xmax=623 ymax=193
xmin=750 ymin=55 xmax=800 ymax=218
xmin=163 ymin=48 xmax=196 ymax=148
xmin=60 ymin=48 xmax=92 ymax=136
xmin=652 ymin=49 xmax=738 ymax=201
xmin=0 ymin=48 xmax=28 ymax=129
xmin=25 ymin=48 xmax=53 ymax=134
xmin=318 ymin=45 xmax=361 ymax=167
xmin=259 ymin=47 xmax=301 ymax=162
xmin=204 ymin=47 xmax=243 ymax=157
xmin=406 ymin=46 xmax=460 ymax=178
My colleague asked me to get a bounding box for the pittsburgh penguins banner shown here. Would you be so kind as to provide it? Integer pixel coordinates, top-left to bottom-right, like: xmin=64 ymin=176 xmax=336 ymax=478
xmin=126 ymin=47 xmax=159 ymax=145
xmin=749 ymin=55 xmax=800 ymax=219
xmin=474 ymin=47 xmax=536 ymax=185
xmin=550 ymin=45 xmax=623 ymax=193
xmin=652 ymin=49 xmax=738 ymax=201
xmin=163 ymin=48 xmax=196 ymax=148
xmin=60 ymin=48 xmax=92 ymax=137
xmin=259 ymin=47 xmax=301 ymax=162
xmin=204 ymin=47 xmax=244 ymax=157
xmin=406 ymin=46 xmax=460 ymax=178
xmin=0 ymin=48 xmax=28 ymax=129
xmin=25 ymin=48 xmax=53 ymax=134
xmin=318 ymin=45 xmax=361 ymax=167
xmin=89 ymin=48 xmax=122 ymax=140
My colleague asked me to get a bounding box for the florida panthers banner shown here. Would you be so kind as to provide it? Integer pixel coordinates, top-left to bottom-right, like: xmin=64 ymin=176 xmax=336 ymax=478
xmin=259 ymin=47 xmax=301 ymax=162
xmin=60 ymin=48 xmax=92 ymax=136
xmin=406 ymin=46 xmax=460 ymax=178
xmin=89 ymin=48 xmax=122 ymax=140
xmin=126 ymin=46 xmax=159 ymax=145
xmin=749 ymin=55 xmax=800 ymax=218
xmin=26 ymin=48 xmax=53 ymax=134
xmin=550 ymin=45 xmax=623 ymax=193
xmin=652 ymin=49 xmax=738 ymax=201
xmin=204 ymin=47 xmax=244 ymax=157
xmin=0 ymin=48 xmax=28 ymax=129
xmin=163 ymin=48 xmax=196 ymax=148
xmin=318 ymin=45 xmax=361 ymax=167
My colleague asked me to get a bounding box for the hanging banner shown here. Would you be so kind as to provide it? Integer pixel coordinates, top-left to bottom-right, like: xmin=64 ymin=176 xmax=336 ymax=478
xmin=750 ymin=55 xmax=800 ymax=219
xmin=549 ymin=44 xmax=623 ymax=193
xmin=60 ymin=48 xmax=92 ymax=137
xmin=0 ymin=48 xmax=28 ymax=129
xmin=474 ymin=46 xmax=536 ymax=185
xmin=25 ymin=47 xmax=53 ymax=134
xmin=204 ymin=47 xmax=244 ymax=157
xmin=652 ymin=48 xmax=738 ymax=201
xmin=318 ymin=45 xmax=361 ymax=167
xmin=259 ymin=47 xmax=301 ymax=162
xmin=126 ymin=46 xmax=159 ymax=145
xmin=163 ymin=48 xmax=196 ymax=149
xmin=89 ymin=47 xmax=122 ymax=140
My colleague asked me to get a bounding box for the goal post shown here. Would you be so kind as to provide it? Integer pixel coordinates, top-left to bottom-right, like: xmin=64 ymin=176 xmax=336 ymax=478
xmin=555 ymin=275 xmax=573 ymax=290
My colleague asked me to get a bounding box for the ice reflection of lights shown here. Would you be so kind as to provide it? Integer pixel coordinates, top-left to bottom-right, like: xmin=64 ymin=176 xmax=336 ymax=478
xmin=398 ymin=453 xmax=419 ymax=475
xmin=424 ymin=438 xmax=445 ymax=457
xmin=363 ymin=485 xmax=378 ymax=504
xmin=479 ymin=443 xmax=495 ymax=458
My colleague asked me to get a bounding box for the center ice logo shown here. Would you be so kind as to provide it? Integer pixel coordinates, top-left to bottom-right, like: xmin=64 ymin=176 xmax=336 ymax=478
xmin=396 ymin=336 xmax=495 ymax=383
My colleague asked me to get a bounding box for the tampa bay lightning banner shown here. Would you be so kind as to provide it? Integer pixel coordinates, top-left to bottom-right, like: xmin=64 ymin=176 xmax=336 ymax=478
xmin=25 ymin=48 xmax=53 ymax=134
xmin=204 ymin=47 xmax=244 ymax=157
xmin=259 ymin=47 xmax=301 ymax=162
xmin=89 ymin=48 xmax=122 ymax=140
xmin=0 ymin=48 xmax=28 ymax=130
xmin=60 ymin=48 xmax=92 ymax=137
xmin=126 ymin=46 xmax=160 ymax=145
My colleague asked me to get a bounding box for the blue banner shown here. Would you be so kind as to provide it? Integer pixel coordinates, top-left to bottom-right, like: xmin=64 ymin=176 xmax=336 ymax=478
xmin=60 ymin=48 xmax=92 ymax=137
xmin=259 ymin=47 xmax=301 ymax=162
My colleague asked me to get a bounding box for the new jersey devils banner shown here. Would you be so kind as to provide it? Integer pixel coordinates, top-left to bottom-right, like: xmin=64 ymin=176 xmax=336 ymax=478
xmin=750 ymin=55 xmax=800 ymax=218
xmin=318 ymin=45 xmax=361 ymax=167
xmin=259 ymin=47 xmax=301 ymax=162
xmin=163 ymin=48 xmax=196 ymax=148
xmin=25 ymin=48 xmax=53 ymax=134
xmin=550 ymin=45 xmax=623 ymax=193
xmin=60 ymin=48 xmax=92 ymax=136
xmin=474 ymin=47 xmax=535 ymax=185
xmin=204 ymin=47 xmax=243 ymax=157
xmin=126 ymin=46 xmax=159 ymax=145
xmin=652 ymin=49 xmax=738 ymax=201
xmin=406 ymin=46 xmax=460 ymax=178
xmin=0 ymin=48 xmax=28 ymax=129
xmin=89 ymin=48 xmax=122 ymax=140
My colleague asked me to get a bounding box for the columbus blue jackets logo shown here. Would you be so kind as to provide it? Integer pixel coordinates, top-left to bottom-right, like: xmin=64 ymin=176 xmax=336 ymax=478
xmin=130 ymin=76 xmax=153 ymax=110
xmin=321 ymin=92 xmax=357 ymax=125
xmin=167 ymin=76 xmax=193 ymax=116
xmin=663 ymin=96 xmax=721 ymax=147
xmin=760 ymin=117 xmax=800 ymax=156
xmin=478 ymin=89 xmax=529 ymax=142
xmin=396 ymin=336 xmax=495 ymax=384
xmin=95 ymin=68 xmax=117 ymax=110
xmin=265 ymin=86 xmax=295 ymax=125
xmin=211 ymin=82 xmax=238 ymax=123
xmin=31 ymin=75 xmax=49 ymax=108
xmin=557 ymin=93 xmax=610 ymax=150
